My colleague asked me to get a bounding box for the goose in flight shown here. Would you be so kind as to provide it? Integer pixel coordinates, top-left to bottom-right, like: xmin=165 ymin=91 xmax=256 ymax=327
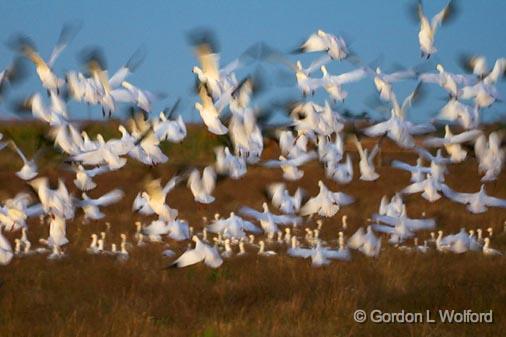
xmin=391 ymin=157 xmax=427 ymax=183
xmin=240 ymin=203 xmax=301 ymax=239
xmin=362 ymin=84 xmax=435 ymax=148
xmin=0 ymin=58 xmax=27 ymax=101
xmin=423 ymin=125 xmax=481 ymax=163
xmin=288 ymin=241 xmax=350 ymax=267
xmin=437 ymin=98 xmax=480 ymax=130
xmin=300 ymin=180 xmax=354 ymax=218
xmin=318 ymin=66 xmax=367 ymax=102
xmin=139 ymin=176 xmax=181 ymax=221
xmin=460 ymin=58 xmax=505 ymax=108
xmin=293 ymin=30 xmax=350 ymax=62
xmin=415 ymin=147 xmax=452 ymax=182
xmin=474 ymin=131 xmax=505 ymax=182
xmin=169 ymin=236 xmax=223 ymax=269
xmin=266 ymin=183 xmax=304 ymax=214
xmin=263 ymin=152 xmax=317 ymax=181
xmin=325 ymin=153 xmax=354 ymax=185
xmin=351 ymin=136 xmax=380 ymax=181
xmin=73 ymin=165 xmax=109 ymax=191
xmin=72 ymin=134 xmax=129 ymax=171
xmin=419 ymin=64 xmax=474 ymax=98
xmin=153 ymin=103 xmax=187 ymax=143
xmin=29 ymin=178 xmax=74 ymax=220
xmin=441 ymin=184 xmax=506 ymax=214
xmin=10 ymin=23 xmax=81 ymax=93
xmin=378 ymin=194 xmax=406 ymax=217
xmin=370 ymin=67 xmax=416 ymax=101
xmin=207 ymin=212 xmax=261 ymax=239
xmin=7 ymin=141 xmax=39 ymax=181
xmin=187 ymin=166 xmax=216 ymax=204
xmin=372 ymin=213 xmax=436 ymax=244
xmin=400 ymin=173 xmax=449 ymax=202
xmin=195 ymin=83 xmax=228 ymax=135
xmin=347 ymin=226 xmax=381 ymax=257
xmin=214 ymin=146 xmax=247 ymax=179
xmin=77 ymin=189 xmax=124 ymax=220
xmin=415 ymin=0 xmax=456 ymax=59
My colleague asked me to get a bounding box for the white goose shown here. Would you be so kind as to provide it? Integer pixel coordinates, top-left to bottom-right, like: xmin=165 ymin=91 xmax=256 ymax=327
xmin=207 ymin=212 xmax=261 ymax=239
xmin=140 ymin=176 xmax=181 ymax=221
xmin=215 ymin=146 xmax=247 ymax=179
xmin=187 ymin=166 xmax=216 ymax=204
xmin=169 ymin=236 xmax=223 ymax=269
xmin=195 ymin=83 xmax=228 ymax=135
xmin=295 ymin=30 xmax=350 ymax=61
xmin=351 ymin=136 xmax=380 ymax=181
xmin=423 ymin=125 xmax=481 ymax=163
xmin=483 ymin=238 xmax=502 ymax=256
xmin=474 ymin=132 xmax=505 ymax=182
xmin=73 ymin=165 xmax=109 ymax=191
xmin=401 ymin=173 xmax=448 ymax=202
xmin=240 ymin=203 xmax=301 ymax=239
xmin=8 ymin=141 xmax=38 ymax=180
xmin=442 ymin=184 xmax=506 ymax=214
xmin=391 ymin=157 xmax=427 ymax=183
xmin=263 ymin=152 xmax=317 ymax=181
xmin=415 ymin=0 xmax=455 ymax=58
xmin=77 ymin=189 xmax=124 ymax=220
xmin=300 ymin=180 xmax=354 ymax=218
xmin=267 ymin=183 xmax=304 ymax=214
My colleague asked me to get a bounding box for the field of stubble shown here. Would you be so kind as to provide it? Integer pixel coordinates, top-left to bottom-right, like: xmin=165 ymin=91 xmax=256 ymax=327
xmin=0 ymin=122 xmax=505 ymax=337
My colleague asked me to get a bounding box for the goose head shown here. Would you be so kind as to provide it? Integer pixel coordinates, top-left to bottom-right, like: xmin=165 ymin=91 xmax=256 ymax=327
xmin=191 ymin=235 xmax=199 ymax=243
xmin=436 ymin=64 xmax=444 ymax=73
xmin=262 ymin=202 xmax=269 ymax=212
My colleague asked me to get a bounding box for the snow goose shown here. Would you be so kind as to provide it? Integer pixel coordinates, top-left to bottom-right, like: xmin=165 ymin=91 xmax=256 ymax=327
xmin=474 ymin=132 xmax=505 ymax=182
xmin=195 ymin=83 xmax=228 ymax=135
xmin=423 ymin=125 xmax=481 ymax=163
xmin=258 ymin=240 xmax=277 ymax=256
xmin=266 ymin=183 xmax=304 ymax=214
xmin=239 ymin=203 xmax=301 ymax=239
xmin=318 ymin=66 xmax=367 ymax=102
xmin=483 ymin=238 xmax=502 ymax=256
xmin=414 ymin=0 xmax=456 ymax=58
xmin=7 ymin=141 xmax=39 ymax=180
xmin=10 ymin=23 xmax=80 ymax=93
xmin=207 ymin=212 xmax=261 ymax=239
xmin=187 ymin=166 xmax=216 ymax=204
xmin=415 ymin=148 xmax=452 ymax=182
xmin=169 ymin=235 xmax=223 ymax=268
xmin=73 ymin=164 xmax=109 ymax=191
xmin=370 ymin=67 xmax=416 ymax=101
xmin=351 ymin=135 xmax=379 ymax=181
xmin=294 ymin=30 xmax=350 ymax=61
xmin=263 ymin=152 xmax=317 ymax=181
xmin=401 ymin=173 xmax=448 ymax=202
xmin=140 ymin=176 xmax=181 ymax=221
xmin=29 ymin=178 xmax=74 ymax=220
xmin=300 ymin=180 xmax=354 ymax=218
xmin=391 ymin=157 xmax=427 ymax=183
xmin=362 ymin=84 xmax=435 ymax=148
xmin=214 ymin=146 xmax=247 ymax=179
xmin=372 ymin=213 xmax=436 ymax=244
xmin=441 ymin=184 xmax=506 ymax=214
xmin=153 ymin=103 xmax=187 ymax=143
xmin=77 ymin=189 xmax=124 ymax=220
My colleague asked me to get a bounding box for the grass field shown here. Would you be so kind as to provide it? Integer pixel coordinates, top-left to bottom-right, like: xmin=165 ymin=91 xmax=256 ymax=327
xmin=0 ymin=122 xmax=505 ymax=337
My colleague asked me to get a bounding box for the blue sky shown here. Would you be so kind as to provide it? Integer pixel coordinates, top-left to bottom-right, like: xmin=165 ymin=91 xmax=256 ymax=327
xmin=0 ymin=0 xmax=505 ymax=122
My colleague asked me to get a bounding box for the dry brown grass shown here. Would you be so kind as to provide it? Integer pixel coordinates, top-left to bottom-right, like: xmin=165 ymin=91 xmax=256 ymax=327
xmin=0 ymin=122 xmax=505 ymax=337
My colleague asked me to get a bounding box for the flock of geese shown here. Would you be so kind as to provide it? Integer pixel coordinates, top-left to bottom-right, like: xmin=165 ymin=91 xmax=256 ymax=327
xmin=0 ymin=1 xmax=505 ymax=268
